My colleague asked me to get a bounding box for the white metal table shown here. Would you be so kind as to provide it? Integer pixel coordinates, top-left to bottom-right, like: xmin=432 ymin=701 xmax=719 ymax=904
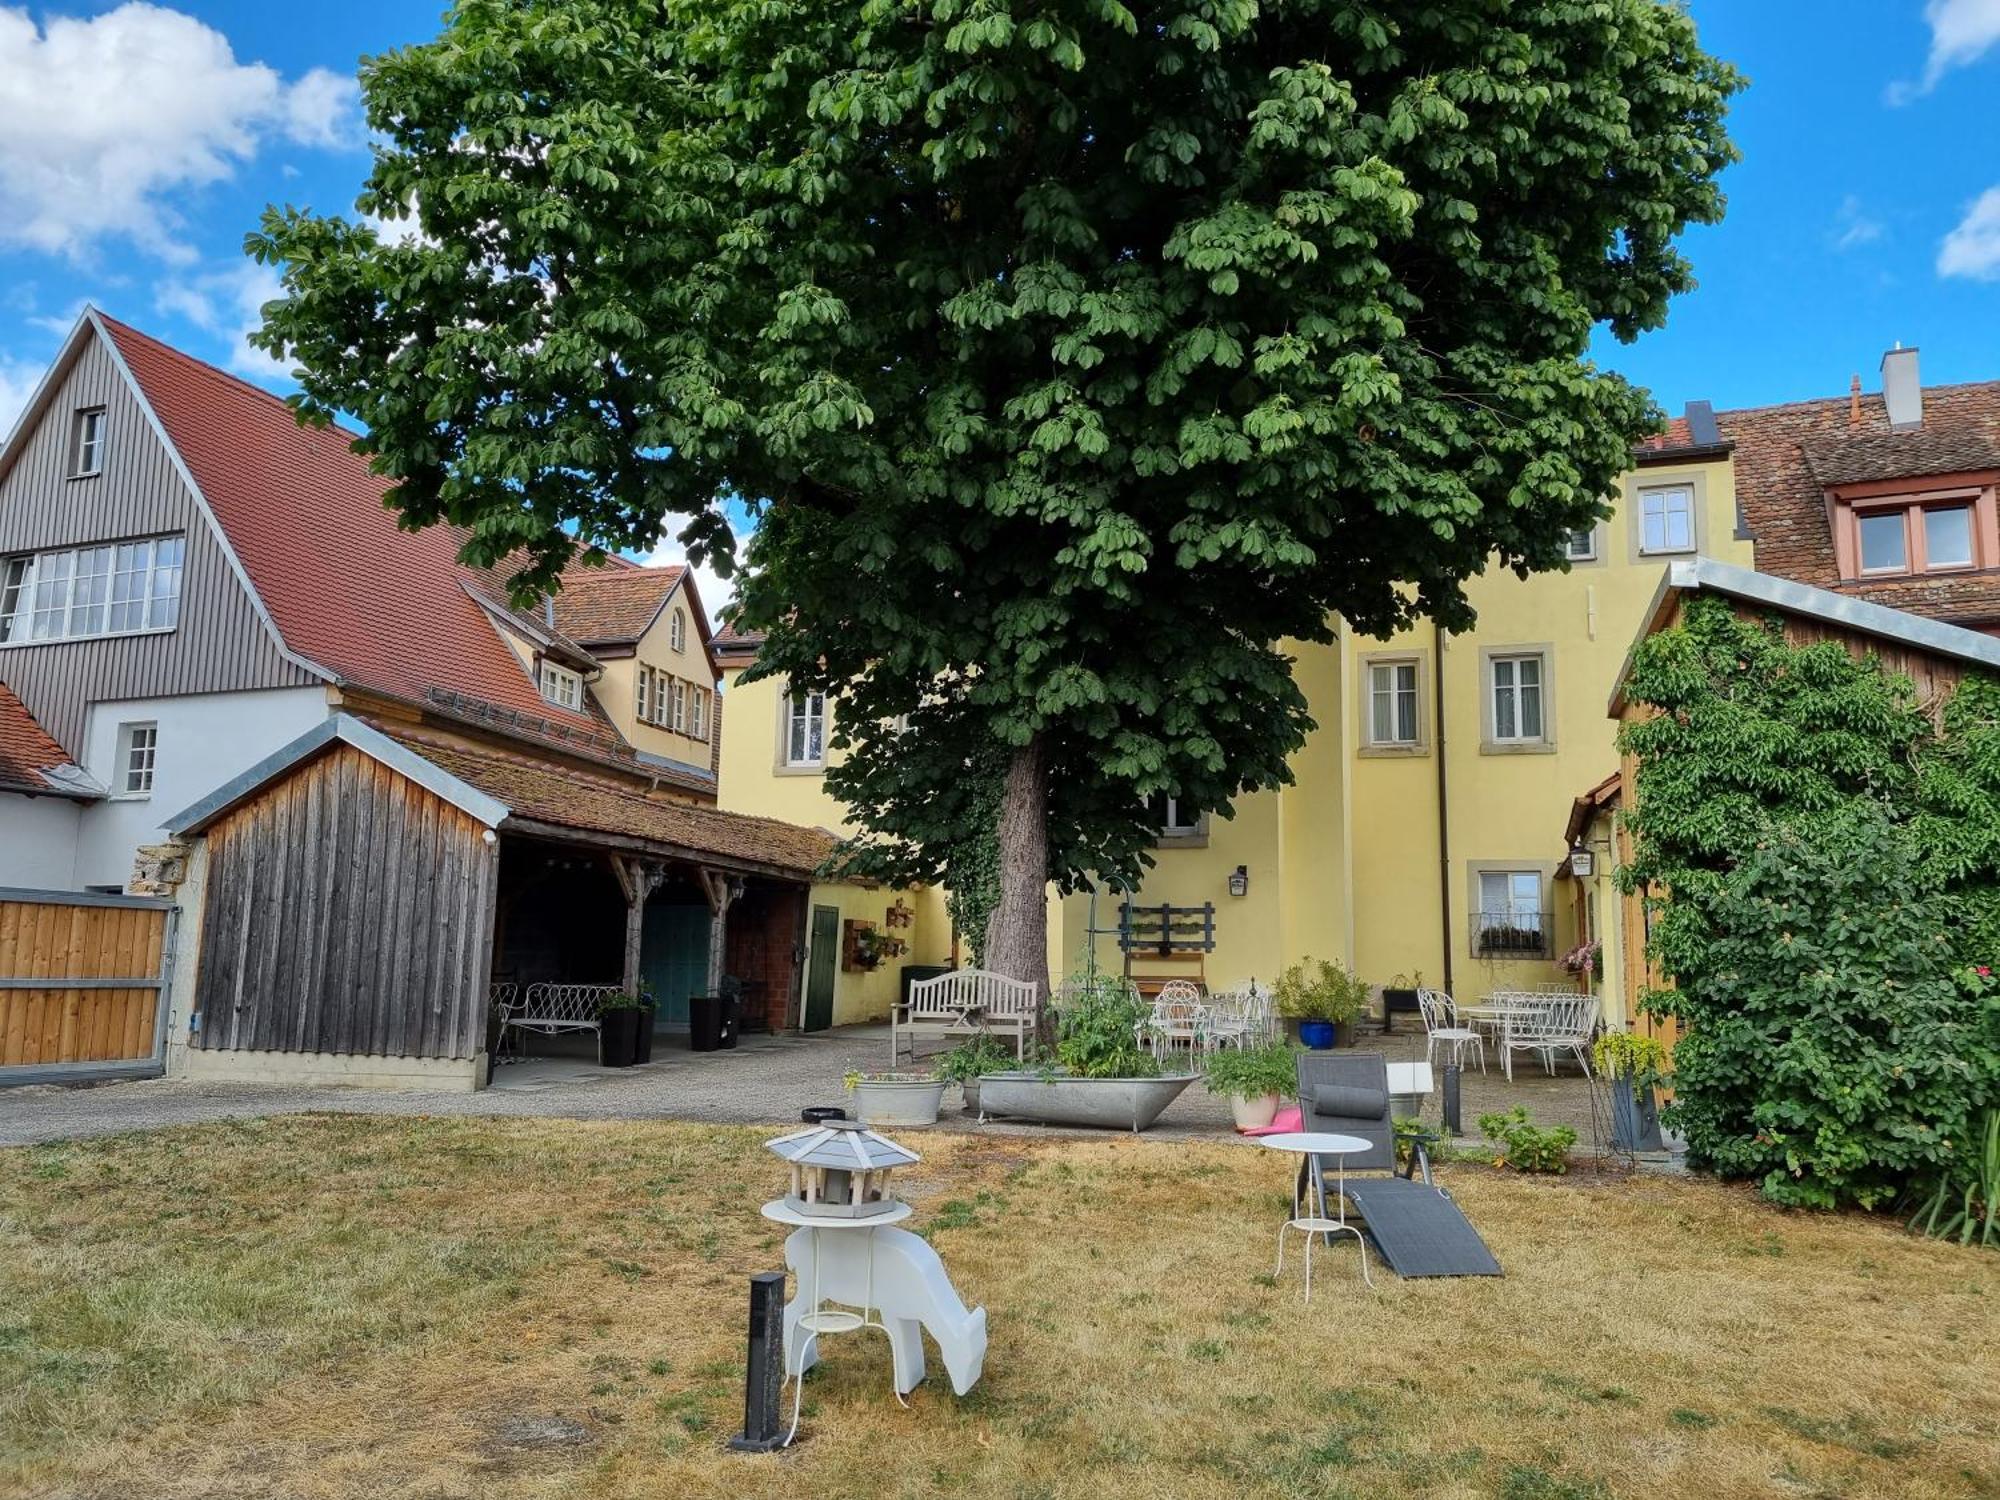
xmin=1256 ymin=1131 xmax=1374 ymax=1297
xmin=1460 ymin=993 xmax=1556 ymax=1080
xmin=761 ymin=1198 xmax=914 ymax=1444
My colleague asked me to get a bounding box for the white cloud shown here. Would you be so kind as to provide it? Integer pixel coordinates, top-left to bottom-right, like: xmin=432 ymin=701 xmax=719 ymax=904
xmin=154 ymin=260 xmax=290 ymax=379
xmin=1939 ymin=185 xmax=2000 ymax=280
xmin=1829 ymin=195 xmax=1885 ymax=252
xmin=1891 ymin=0 xmax=2000 ymax=101
xmin=640 ymin=527 xmax=747 ymax=620
xmin=0 ymin=356 xmax=47 ymax=436
xmin=0 ymin=4 xmax=359 ymax=262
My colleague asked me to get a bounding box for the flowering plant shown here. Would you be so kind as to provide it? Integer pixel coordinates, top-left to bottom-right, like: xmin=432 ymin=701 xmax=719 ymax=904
xmin=1556 ymin=938 xmax=1602 ymax=977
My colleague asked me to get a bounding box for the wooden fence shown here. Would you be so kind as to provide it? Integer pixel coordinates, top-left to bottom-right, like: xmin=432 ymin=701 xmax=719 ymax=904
xmin=0 ymin=887 xmax=174 ymax=1083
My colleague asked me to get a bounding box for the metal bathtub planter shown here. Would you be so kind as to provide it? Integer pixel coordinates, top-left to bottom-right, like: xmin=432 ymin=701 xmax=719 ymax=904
xmin=975 ymin=1072 xmax=1200 ymax=1132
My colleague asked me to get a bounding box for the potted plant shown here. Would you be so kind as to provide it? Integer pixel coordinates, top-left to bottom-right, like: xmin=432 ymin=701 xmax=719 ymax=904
xmin=1273 ymin=958 xmax=1369 ymax=1049
xmin=1557 ymin=938 xmax=1603 ymax=990
xmin=1593 ymin=1030 xmax=1670 ymax=1151
xmin=596 ymin=993 xmax=646 ymax=1068
xmin=632 ymin=988 xmax=657 ymax=1065
xmin=1203 ymin=1041 xmax=1300 ymax=1130
xmin=935 ymin=1036 xmax=1014 ymax=1116
xmin=843 ymin=1068 xmax=947 ymax=1127
xmin=977 ymin=975 xmax=1200 ymax=1131
xmin=852 ymin=927 xmax=909 ymax=972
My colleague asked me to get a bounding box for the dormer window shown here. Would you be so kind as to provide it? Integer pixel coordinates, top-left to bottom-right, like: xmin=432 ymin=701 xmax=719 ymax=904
xmin=1638 ymin=485 xmax=1695 ymax=554
xmin=72 ymin=408 xmax=105 ymax=477
xmin=539 ymin=659 xmax=583 ymax=710
xmin=1831 ymin=481 xmax=1995 ymax=581
xmin=670 ymin=608 xmax=687 ymax=652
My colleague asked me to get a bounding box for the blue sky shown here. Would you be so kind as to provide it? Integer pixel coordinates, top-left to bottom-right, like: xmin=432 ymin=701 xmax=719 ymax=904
xmin=1 ymin=0 xmax=1997 ymax=573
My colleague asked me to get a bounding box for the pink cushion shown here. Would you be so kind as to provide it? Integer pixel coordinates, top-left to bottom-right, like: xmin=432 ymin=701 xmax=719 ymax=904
xmin=1243 ymin=1105 xmax=1303 ymax=1137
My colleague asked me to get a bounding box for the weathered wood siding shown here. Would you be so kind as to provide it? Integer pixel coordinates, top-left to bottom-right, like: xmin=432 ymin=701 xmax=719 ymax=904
xmin=0 ymin=890 xmax=170 ymax=1065
xmin=192 ymin=744 xmax=497 ymax=1059
xmin=0 ymin=328 xmax=318 ymax=750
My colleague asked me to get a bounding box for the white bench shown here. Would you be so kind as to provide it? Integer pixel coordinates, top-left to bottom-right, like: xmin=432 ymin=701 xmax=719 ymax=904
xmin=893 ymin=969 xmax=1039 ymax=1065
xmin=494 ymin=982 xmax=621 ymax=1061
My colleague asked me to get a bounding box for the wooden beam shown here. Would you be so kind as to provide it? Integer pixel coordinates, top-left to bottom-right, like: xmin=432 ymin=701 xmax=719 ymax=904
xmin=699 ymin=867 xmax=739 ymax=994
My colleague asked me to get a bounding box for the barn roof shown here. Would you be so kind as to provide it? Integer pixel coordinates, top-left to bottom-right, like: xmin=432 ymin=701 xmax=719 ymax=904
xmin=166 ymin=715 xmax=837 ymax=881
xmin=1607 ymin=556 xmax=2000 ymax=716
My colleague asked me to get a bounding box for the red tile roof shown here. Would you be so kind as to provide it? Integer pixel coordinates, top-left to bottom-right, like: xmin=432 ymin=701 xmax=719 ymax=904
xmin=98 ymin=315 xmax=609 ymax=737
xmin=1632 ymin=416 xmax=1695 ymax=455
xmin=1721 ymin=379 xmax=2000 ymax=627
xmin=382 ymin=725 xmax=837 ymax=877
xmin=0 ymin=682 xmax=89 ymax=797
xmin=550 ymin=565 xmax=685 ymax=644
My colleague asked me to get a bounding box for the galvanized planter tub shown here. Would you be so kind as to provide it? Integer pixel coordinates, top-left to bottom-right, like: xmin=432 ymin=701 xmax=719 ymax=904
xmin=975 ymin=1071 xmax=1199 ymax=1132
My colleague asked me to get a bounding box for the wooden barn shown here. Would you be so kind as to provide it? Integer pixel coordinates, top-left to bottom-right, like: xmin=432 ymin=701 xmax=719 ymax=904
xmin=162 ymin=715 xmax=836 ymax=1090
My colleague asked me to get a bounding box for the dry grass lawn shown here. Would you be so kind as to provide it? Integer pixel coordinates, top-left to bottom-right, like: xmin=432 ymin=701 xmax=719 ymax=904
xmin=1 ymin=1114 xmax=1996 ymax=1500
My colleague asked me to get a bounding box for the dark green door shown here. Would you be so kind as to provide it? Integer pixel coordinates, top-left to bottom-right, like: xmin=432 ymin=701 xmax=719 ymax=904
xmin=804 ymin=904 xmax=839 ymax=1032
xmin=642 ymin=904 xmax=711 ymax=1028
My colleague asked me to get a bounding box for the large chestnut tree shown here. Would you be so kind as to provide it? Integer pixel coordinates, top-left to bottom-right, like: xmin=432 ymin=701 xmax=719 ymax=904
xmin=250 ymin=0 xmax=1739 ymax=995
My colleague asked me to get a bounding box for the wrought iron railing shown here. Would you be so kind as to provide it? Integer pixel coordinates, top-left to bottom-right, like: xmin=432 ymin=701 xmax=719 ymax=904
xmin=1474 ymin=911 xmax=1548 ymax=957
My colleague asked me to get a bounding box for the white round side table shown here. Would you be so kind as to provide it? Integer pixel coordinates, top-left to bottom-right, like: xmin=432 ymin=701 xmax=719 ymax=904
xmin=1254 ymin=1132 xmax=1375 ymax=1298
xmin=761 ymin=1198 xmax=914 ymax=1444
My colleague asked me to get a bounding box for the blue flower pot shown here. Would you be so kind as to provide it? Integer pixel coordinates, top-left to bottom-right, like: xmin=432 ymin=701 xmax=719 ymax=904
xmin=1298 ymin=1019 xmax=1337 ymax=1050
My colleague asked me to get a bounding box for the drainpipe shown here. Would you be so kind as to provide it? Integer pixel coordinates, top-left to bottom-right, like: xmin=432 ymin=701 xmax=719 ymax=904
xmin=1433 ymin=619 xmax=1455 ymax=999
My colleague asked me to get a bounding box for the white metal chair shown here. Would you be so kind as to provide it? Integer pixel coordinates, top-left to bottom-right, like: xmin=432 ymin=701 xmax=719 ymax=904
xmin=1502 ymin=993 xmax=1598 ymax=1080
xmin=1415 ymin=988 xmax=1485 ymax=1074
xmin=1137 ymin=992 xmax=1211 ymax=1058
xmin=1202 ymin=988 xmax=1256 ymax=1050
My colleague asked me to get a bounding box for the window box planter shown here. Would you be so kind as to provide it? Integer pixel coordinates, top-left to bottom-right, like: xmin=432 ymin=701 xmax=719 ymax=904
xmin=975 ymin=1071 xmax=1199 ymax=1132
xmin=848 ymin=1075 xmax=947 ymax=1127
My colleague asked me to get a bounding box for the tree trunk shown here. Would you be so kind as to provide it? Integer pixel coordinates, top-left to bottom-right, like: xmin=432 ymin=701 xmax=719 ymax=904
xmin=982 ymin=734 xmax=1051 ymax=1037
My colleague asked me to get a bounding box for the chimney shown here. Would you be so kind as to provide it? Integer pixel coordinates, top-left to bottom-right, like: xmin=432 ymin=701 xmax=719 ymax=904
xmin=1684 ymin=400 xmax=1721 ymax=448
xmin=1881 ymin=344 xmax=1922 ymax=431
xmin=1848 ymin=375 xmax=1862 ymax=429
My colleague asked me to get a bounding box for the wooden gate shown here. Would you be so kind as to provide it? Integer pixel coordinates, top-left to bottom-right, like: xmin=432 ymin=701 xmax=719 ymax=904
xmin=0 ymin=887 xmax=174 ymax=1085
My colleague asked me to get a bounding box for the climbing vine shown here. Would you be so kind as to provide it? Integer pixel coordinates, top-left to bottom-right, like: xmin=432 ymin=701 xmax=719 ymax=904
xmin=1618 ymin=596 xmax=2000 ymax=1208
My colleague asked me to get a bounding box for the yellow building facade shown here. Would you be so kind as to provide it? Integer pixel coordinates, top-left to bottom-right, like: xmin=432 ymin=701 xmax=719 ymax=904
xmin=712 ymin=632 xmax=955 ymax=1026
xmin=715 ymin=422 xmax=1748 ymax=1028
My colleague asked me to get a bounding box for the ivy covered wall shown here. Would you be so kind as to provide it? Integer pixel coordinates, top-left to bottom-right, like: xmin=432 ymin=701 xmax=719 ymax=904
xmin=1619 ymin=595 xmax=2000 ymax=1208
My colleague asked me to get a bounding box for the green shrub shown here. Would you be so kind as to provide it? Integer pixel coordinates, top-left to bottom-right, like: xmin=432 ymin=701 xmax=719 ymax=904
xmin=934 ymin=1036 xmax=1014 ymax=1084
xmin=1619 ymin=598 xmax=2000 ymax=1211
xmin=1272 ymin=958 xmax=1369 ymax=1025
xmin=1053 ymin=975 xmax=1159 ymax=1079
xmin=1202 ymin=1041 xmax=1299 ymax=1100
xmin=1478 ymin=1107 xmax=1577 ymax=1174
xmin=1657 ymin=812 xmax=1989 ymax=1209
xmin=1908 ymin=1106 xmax=2000 ymax=1248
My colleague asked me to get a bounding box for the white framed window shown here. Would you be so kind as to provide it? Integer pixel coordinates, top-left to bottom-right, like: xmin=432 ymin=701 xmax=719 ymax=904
xmin=636 ymin=666 xmax=653 ymax=724
xmin=784 ymin=690 xmax=826 ymax=767
xmin=1489 ymin=652 xmax=1547 ymax=744
xmin=1475 ymin=870 xmax=1545 ymax=955
xmin=689 ymin=686 xmax=708 ymax=740
xmin=1367 ymin=660 xmax=1420 ymax=747
xmin=72 ymin=408 xmax=105 ymax=477
xmin=538 ymin=660 xmax=583 ymax=710
xmin=1565 ymin=527 xmax=1597 ymax=561
xmin=1638 ymin=486 xmax=1696 ymax=554
xmin=116 ymin=722 xmax=157 ymax=798
xmin=667 ymin=679 xmax=687 ymax=732
xmin=669 ymin=609 xmax=687 ymax=652
xmin=0 ymin=536 xmax=183 ymax=646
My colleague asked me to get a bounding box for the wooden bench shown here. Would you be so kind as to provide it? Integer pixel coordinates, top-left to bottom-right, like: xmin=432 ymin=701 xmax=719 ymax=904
xmin=893 ymin=970 xmax=1039 ymax=1065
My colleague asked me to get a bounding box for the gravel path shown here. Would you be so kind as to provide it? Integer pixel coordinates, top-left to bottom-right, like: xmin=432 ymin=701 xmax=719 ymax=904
xmin=0 ymin=1023 xmax=1603 ymax=1148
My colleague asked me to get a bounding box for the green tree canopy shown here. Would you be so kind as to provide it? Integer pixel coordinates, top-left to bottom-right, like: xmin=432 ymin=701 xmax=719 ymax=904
xmin=250 ymin=0 xmax=1739 ymax=986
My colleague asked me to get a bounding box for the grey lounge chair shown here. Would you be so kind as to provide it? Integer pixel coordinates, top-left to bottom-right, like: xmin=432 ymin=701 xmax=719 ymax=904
xmin=1293 ymin=1051 xmax=1501 ymax=1279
